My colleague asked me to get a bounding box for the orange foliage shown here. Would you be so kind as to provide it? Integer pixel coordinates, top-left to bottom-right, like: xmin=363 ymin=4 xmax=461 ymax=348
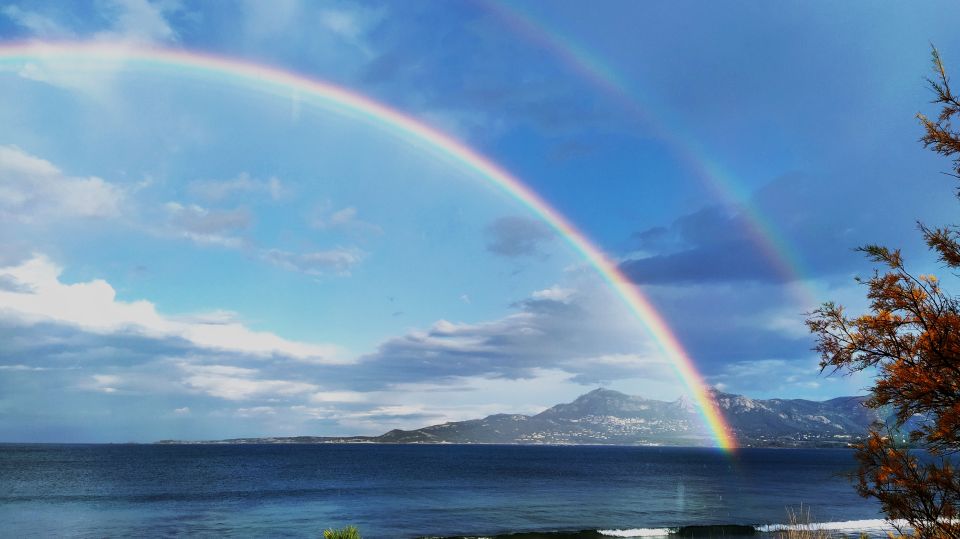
xmin=807 ymin=48 xmax=960 ymax=539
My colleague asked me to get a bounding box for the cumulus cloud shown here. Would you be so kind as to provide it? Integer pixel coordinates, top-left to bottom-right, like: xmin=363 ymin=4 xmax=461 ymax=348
xmin=485 ymin=215 xmax=554 ymax=257
xmin=0 ymin=145 xmax=125 ymax=222
xmin=0 ymin=255 xmax=343 ymax=363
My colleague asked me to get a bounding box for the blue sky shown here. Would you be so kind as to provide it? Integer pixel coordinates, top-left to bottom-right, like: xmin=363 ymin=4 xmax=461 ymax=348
xmin=1 ymin=0 xmax=959 ymax=442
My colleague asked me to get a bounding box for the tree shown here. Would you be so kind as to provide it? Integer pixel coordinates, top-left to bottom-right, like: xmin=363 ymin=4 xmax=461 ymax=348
xmin=806 ymin=48 xmax=960 ymax=539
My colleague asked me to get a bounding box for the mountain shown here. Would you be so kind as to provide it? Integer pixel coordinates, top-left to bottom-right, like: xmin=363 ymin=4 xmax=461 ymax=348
xmin=375 ymin=389 xmax=892 ymax=447
xmin=157 ymin=388 xmax=925 ymax=447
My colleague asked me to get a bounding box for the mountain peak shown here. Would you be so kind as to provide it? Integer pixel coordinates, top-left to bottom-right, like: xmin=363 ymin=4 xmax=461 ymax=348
xmin=579 ymin=387 xmax=628 ymax=399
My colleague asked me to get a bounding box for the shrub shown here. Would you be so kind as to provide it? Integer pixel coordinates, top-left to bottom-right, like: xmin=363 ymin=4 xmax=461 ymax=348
xmin=323 ymin=525 xmax=361 ymax=539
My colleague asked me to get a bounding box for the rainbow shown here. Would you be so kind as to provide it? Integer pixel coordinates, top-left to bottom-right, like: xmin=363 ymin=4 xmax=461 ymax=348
xmin=483 ymin=1 xmax=818 ymax=309
xmin=0 ymin=41 xmax=737 ymax=449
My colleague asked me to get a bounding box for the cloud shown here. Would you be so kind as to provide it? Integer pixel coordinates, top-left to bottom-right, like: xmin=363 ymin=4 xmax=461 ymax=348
xmin=262 ymin=247 xmax=364 ymax=276
xmin=309 ymin=202 xmax=382 ymax=236
xmin=310 ymin=391 xmax=369 ymax=403
xmin=0 ymin=145 xmax=125 ymax=222
xmin=187 ymin=173 xmax=286 ymax=202
xmin=0 ymin=274 xmax=34 ymax=294
xmin=318 ymin=6 xmax=384 ymax=56
xmin=0 ymin=255 xmax=343 ymax=363
xmin=708 ymin=357 xmax=874 ymax=400
xmin=3 ymin=0 xmax=177 ymax=43
xmin=95 ymin=0 xmax=178 ymax=44
xmin=2 ymin=1 xmax=180 ymax=96
xmin=622 ymin=206 xmax=788 ymax=284
xmin=0 ymin=5 xmax=72 ymax=38
xmin=180 ymin=363 xmax=317 ymax=401
xmin=162 ymin=202 xmax=251 ymax=248
xmin=0 ymin=364 xmax=52 ymax=372
xmin=352 ymin=283 xmax=675 ymax=388
xmin=485 ymin=215 xmax=554 ymax=257
xmin=530 ymin=285 xmax=575 ymax=302
xmin=90 ymin=374 xmax=122 ymax=393
xmin=620 ymin=168 xmax=958 ymax=286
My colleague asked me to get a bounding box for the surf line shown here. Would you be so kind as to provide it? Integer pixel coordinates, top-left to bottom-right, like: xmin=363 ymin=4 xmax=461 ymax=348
xmin=0 ymin=41 xmax=738 ymax=450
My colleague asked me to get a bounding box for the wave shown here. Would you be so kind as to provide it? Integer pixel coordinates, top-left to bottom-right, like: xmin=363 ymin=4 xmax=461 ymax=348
xmin=599 ymin=520 xmax=904 ymax=537
xmin=447 ymin=520 xmax=902 ymax=539
xmin=598 ymin=529 xmax=674 ymax=537
xmin=757 ymin=519 xmax=904 ymax=533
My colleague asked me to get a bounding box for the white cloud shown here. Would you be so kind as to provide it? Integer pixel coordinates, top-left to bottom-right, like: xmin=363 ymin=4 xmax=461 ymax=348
xmin=234 ymin=406 xmax=278 ymax=417
xmin=173 ymin=406 xmax=191 ymax=415
xmin=95 ymin=0 xmax=177 ymax=44
xmin=0 ymin=255 xmax=345 ymax=363
xmin=0 ymin=145 xmax=125 ymax=222
xmin=187 ymin=173 xmax=286 ymax=202
xmin=91 ymin=374 xmax=122 ymax=393
xmin=181 ymin=363 xmax=317 ymax=401
xmin=2 ymin=1 xmax=179 ymax=96
xmin=531 ymin=285 xmax=575 ymax=302
xmin=1 ymin=5 xmax=72 ymax=38
xmin=3 ymin=0 xmax=177 ymax=43
xmin=310 ymin=202 xmax=382 ymax=236
xmin=0 ymin=364 xmax=51 ymax=371
xmin=310 ymin=391 xmax=368 ymax=403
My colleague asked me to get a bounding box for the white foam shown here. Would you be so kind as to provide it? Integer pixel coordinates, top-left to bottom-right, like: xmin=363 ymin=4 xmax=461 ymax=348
xmin=757 ymin=519 xmax=906 ymax=533
xmin=599 ymin=529 xmax=674 ymax=537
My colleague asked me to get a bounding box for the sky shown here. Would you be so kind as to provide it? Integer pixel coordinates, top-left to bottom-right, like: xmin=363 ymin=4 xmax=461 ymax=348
xmin=1 ymin=1 xmax=960 ymax=442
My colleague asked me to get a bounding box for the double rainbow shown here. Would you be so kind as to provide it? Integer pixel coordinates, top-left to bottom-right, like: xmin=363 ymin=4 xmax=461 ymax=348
xmin=0 ymin=41 xmax=737 ymax=449
xmin=484 ymin=1 xmax=817 ymax=308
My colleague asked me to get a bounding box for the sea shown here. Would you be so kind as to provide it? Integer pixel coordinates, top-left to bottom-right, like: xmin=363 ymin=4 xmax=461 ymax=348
xmin=0 ymin=444 xmax=891 ymax=538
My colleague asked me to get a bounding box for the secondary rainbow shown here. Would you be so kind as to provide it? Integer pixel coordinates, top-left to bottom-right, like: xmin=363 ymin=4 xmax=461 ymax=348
xmin=484 ymin=1 xmax=818 ymax=309
xmin=0 ymin=41 xmax=737 ymax=450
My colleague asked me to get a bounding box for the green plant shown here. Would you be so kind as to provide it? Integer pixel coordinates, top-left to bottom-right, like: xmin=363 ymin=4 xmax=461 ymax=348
xmin=323 ymin=525 xmax=361 ymax=539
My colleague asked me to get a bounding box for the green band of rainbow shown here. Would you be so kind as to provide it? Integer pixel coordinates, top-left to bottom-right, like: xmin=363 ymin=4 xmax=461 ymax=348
xmin=0 ymin=41 xmax=737 ymax=449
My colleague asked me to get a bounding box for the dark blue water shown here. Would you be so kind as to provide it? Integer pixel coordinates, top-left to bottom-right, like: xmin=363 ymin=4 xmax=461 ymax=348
xmin=0 ymin=444 xmax=883 ymax=538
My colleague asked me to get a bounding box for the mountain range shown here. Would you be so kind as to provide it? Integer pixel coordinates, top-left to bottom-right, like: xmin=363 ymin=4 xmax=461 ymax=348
xmin=158 ymin=388 xmax=922 ymax=447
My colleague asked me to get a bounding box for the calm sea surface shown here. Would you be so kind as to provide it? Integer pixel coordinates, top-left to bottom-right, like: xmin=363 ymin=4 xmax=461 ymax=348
xmin=0 ymin=444 xmax=884 ymax=538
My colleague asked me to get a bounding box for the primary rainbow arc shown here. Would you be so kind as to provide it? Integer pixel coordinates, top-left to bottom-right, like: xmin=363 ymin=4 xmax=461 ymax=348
xmin=0 ymin=41 xmax=737 ymax=450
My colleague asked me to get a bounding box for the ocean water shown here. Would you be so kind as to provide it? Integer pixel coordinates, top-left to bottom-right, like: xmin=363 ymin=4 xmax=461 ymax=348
xmin=0 ymin=444 xmax=886 ymax=538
